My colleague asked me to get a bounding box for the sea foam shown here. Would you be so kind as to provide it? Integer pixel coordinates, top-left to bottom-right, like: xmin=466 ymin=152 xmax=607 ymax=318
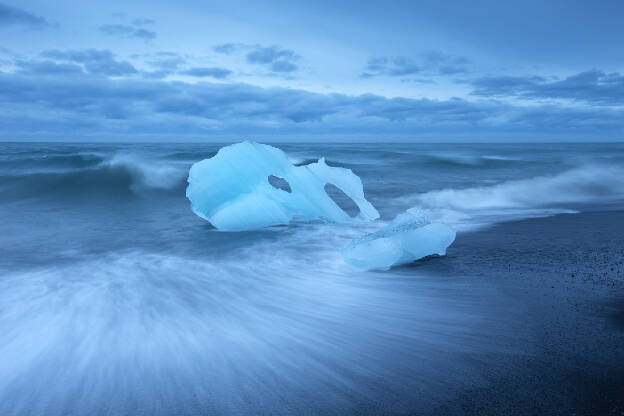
xmin=403 ymin=165 xmax=624 ymax=229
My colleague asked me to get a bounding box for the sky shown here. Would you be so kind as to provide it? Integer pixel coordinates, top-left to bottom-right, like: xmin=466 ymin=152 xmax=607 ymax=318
xmin=0 ymin=0 xmax=623 ymax=142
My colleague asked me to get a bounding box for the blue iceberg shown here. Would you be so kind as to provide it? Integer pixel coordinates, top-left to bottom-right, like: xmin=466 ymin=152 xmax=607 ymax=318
xmin=186 ymin=141 xmax=379 ymax=231
xmin=342 ymin=209 xmax=456 ymax=271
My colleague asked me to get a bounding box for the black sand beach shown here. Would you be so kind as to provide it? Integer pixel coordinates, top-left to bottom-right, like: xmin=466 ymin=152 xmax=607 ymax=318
xmin=416 ymin=210 xmax=624 ymax=415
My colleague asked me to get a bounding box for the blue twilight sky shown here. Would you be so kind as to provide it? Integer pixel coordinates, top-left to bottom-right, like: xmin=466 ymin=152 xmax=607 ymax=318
xmin=0 ymin=0 xmax=623 ymax=141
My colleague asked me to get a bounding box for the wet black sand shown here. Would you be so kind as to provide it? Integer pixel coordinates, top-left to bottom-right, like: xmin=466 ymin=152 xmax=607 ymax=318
xmin=414 ymin=209 xmax=624 ymax=415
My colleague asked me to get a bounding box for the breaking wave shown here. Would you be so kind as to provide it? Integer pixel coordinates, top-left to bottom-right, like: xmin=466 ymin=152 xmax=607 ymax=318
xmin=404 ymin=165 xmax=624 ymax=229
xmin=417 ymin=152 xmax=523 ymax=167
xmin=0 ymin=153 xmax=188 ymax=198
xmin=105 ymin=154 xmax=187 ymax=191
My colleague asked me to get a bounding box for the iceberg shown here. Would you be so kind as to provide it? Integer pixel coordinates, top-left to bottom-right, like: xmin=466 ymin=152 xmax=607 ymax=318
xmin=342 ymin=209 xmax=456 ymax=271
xmin=186 ymin=141 xmax=379 ymax=231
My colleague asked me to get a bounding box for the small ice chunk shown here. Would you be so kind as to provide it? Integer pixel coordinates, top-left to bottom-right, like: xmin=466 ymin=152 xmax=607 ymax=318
xmin=342 ymin=209 xmax=456 ymax=271
xmin=186 ymin=141 xmax=379 ymax=231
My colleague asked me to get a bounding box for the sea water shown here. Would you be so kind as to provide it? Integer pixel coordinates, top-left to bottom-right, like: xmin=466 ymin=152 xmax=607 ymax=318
xmin=1 ymin=142 xmax=623 ymax=415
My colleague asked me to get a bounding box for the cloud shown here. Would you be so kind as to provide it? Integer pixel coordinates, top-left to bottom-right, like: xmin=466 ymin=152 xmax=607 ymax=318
xmin=147 ymin=55 xmax=186 ymax=70
xmin=136 ymin=53 xmax=186 ymax=79
xmin=212 ymin=44 xmax=300 ymax=74
xmin=362 ymin=57 xmax=420 ymax=78
xmin=270 ymin=60 xmax=297 ymax=73
xmin=132 ymin=18 xmax=154 ymax=26
xmin=0 ymin=3 xmax=52 ymax=28
xmin=41 ymin=49 xmax=138 ymax=76
xmin=182 ymin=67 xmax=232 ymax=79
xmin=246 ymin=46 xmax=296 ymax=64
xmin=363 ymin=51 xmax=469 ymax=78
xmin=141 ymin=70 xmax=170 ymax=79
xmin=15 ymin=60 xmax=84 ymax=76
xmin=213 ymin=43 xmax=241 ymax=55
xmin=1 ymin=64 xmax=623 ymax=141
xmin=100 ymin=24 xmax=156 ymax=40
xmin=420 ymin=51 xmax=469 ymax=75
xmin=470 ymin=70 xmax=624 ymax=106
xmin=469 ymin=75 xmax=548 ymax=96
xmin=246 ymin=45 xmax=299 ymax=73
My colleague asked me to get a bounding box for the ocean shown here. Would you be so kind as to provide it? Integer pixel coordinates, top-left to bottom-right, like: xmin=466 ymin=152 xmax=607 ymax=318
xmin=1 ymin=142 xmax=623 ymax=415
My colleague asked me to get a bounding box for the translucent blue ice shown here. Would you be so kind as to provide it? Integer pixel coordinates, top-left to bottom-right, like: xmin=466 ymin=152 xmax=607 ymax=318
xmin=342 ymin=209 xmax=456 ymax=271
xmin=186 ymin=141 xmax=379 ymax=230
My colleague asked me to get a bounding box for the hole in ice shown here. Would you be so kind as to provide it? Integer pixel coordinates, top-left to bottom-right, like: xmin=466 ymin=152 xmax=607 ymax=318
xmin=268 ymin=175 xmax=291 ymax=193
xmin=324 ymin=183 xmax=360 ymax=217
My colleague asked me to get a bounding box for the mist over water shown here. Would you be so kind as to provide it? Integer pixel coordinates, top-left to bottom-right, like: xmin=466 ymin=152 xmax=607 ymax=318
xmin=1 ymin=142 xmax=623 ymax=415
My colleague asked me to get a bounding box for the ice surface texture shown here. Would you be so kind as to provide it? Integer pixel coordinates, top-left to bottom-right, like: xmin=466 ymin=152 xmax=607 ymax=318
xmin=186 ymin=141 xmax=379 ymax=231
xmin=342 ymin=209 xmax=456 ymax=271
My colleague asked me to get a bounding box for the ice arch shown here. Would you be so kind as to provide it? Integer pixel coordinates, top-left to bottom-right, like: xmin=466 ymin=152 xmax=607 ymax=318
xmin=186 ymin=141 xmax=379 ymax=231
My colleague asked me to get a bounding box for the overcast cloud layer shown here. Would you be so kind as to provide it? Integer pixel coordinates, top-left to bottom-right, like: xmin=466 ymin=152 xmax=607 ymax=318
xmin=0 ymin=0 xmax=622 ymax=141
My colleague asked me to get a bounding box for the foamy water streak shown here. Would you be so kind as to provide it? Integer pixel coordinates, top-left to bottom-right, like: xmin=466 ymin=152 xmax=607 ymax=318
xmin=0 ymin=226 xmax=515 ymax=415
